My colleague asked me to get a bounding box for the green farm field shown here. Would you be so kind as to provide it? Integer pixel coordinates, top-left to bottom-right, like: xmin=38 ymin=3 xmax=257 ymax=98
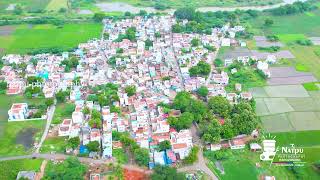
xmin=0 ymin=23 xmax=102 ymax=54
xmin=0 ymin=159 xmax=43 ymax=180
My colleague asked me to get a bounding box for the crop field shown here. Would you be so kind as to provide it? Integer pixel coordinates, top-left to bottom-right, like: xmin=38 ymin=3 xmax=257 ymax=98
xmin=0 ymin=0 xmax=51 ymax=13
xmin=264 ymin=85 xmax=310 ymax=97
xmin=46 ymin=0 xmax=68 ymax=11
xmin=97 ymin=0 xmax=281 ymax=8
xmin=0 ymin=23 xmax=102 ymax=54
xmin=250 ymin=85 xmax=320 ymax=132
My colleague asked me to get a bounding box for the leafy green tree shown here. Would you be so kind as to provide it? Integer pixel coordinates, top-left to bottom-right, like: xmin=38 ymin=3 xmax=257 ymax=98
xmin=168 ymin=112 xmax=194 ymax=131
xmin=201 ymin=119 xmax=221 ymax=143
xmin=126 ymin=27 xmax=137 ymax=41
xmin=93 ymin=13 xmax=105 ymax=22
xmin=197 ymin=86 xmax=208 ymax=97
xmin=174 ymin=7 xmax=196 ymax=20
xmin=214 ymin=58 xmax=223 ymax=67
xmin=45 ymin=98 xmax=54 ymax=107
xmin=264 ymin=18 xmax=274 ymax=26
xmin=43 ymin=157 xmax=87 ymax=180
xmin=0 ymin=81 xmax=7 ymax=91
xmin=220 ymin=119 xmax=235 ymax=139
xmin=56 ymin=90 xmax=68 ymax=103
xmin=232 ymin=109 xmax=258 ymax=135
xmin=208 ymin=96 xmax=232 ymax=118
xmin=134 ymin=148 xmax=150 ymax=166
xmin=86 ymin=141 xmax=100 ymax=152
xmin=173 ymin=91 xmax=192 ymax=112
xmin=158 ymin=140 xmax=171 ymax=151
xmin=89 ymin=118 xmax=102 ymax=129
xmin=125 ymin=85 xmax=136 ymax=96
xmin=68 ymin=137 xmax=80 ymax=149
xmin=172 ymin=24 xmax=184 ymax=33
xmin=13 ymin=4 xmax=23 ymax=15
xmin=183 ymin=146 xmax=199 ymax=164
xmin=189 ymin=61 xmax=211 ymax=77
xmin=191 ymin=38 xmax=200 ymax=47
xmin=155 ymin=32 xmax=161 ymax=38
xmin=151 ymin=165 xmax=185 ymax=180
xmin=27 ymin=76 xmax=43 ymax=84
xmin=82 ymin=107 xmax=90 ymax=115
xmin=139 ymin=10 xmax=147 ymax=16
xmin=124 ymin=11 xmax=131 ymax=16
xmin=145 ymin=39 xmax=153 ymax=49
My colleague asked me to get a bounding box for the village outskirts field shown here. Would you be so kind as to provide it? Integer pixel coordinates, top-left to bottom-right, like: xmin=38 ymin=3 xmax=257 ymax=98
xmin=211 ymin=6 xmax=320 ymax=180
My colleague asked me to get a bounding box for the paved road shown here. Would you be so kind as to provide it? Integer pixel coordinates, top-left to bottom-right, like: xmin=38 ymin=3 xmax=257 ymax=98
xmin=177 ymin=124 xmax=218 ymax=179
xmin=178 ymin=148 xmax=218 ymax=180
xmin=0 ymin=153 xmax=152 ymax=174
xmin=0 ymin=153 xmax=114 ymax=164
xmin=35 ymin=104 xmax=56 ymax=153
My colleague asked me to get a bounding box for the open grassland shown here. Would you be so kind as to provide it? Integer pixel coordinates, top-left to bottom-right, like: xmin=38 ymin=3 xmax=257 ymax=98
xmin=0 ymin=23 xmax=102 ymax=54
xmin=52 ymin=103 xmax=75 ymax=124
xmin=0 ymin=159 xmax=43 ymax=180
xmin=0 ymin=95 xmax=46 ymax=156
xmin=46 ymin=0 xmax=68 ymax=11
xmin=40 ymin=136 xmax=67 ymax=153
xmin=0 ymin=120 xmax=46 ymax=156
xmin=247 ymin=9 xmax=320 ymax=36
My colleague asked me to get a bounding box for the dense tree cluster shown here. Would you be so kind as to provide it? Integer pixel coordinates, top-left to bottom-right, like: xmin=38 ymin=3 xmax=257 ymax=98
xmin=270 ymin=1 xmax=317 ymax=16
xmin=173 ymin=8 xmax=260 ymax=34
xmin=43 ymin=157 xmax=87 ymax=180
xmin=167 ymin=91 xmax=259 ymax=143
xmin=114 ymin=27 xmax=137 ymax=42
xmin=151 ymin=165 xmax=185 ymax=180
xmin=189 ymin=61 xmax=211 ymax=77
xmin=115 ymin=132 xmax=150 ymax=166
xmin=125 ymin=85 xmax=137 ymax=96
xmin=60 ymin=56 xmax=79 ymax=72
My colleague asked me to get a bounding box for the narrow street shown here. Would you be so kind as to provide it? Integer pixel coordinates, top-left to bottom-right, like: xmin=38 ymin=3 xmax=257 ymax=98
xmin=205 ymin=46 xmax=220 ymax=86
xmin=35 ymin=103 xmax=56 ymax=153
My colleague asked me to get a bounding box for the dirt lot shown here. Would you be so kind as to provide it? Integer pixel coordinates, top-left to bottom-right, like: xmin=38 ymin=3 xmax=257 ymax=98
xmin=0 ymin=25 xmax=15 ymax=36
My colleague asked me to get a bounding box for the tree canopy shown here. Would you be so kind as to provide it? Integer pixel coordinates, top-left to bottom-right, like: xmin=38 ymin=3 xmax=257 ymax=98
xmin=43 ymin=157 xmax=87 ymax=180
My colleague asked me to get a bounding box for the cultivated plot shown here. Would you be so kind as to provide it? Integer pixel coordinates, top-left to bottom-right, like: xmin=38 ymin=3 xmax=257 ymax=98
xmin=255 ymin=98 xmax=270 ymax=116
xmin=261 ymin=114 xmax=294 ymax=132
xmin=287 ymin=97 xmax=320 ymax=112
xmin=263 ymin=98 xmax=294 ymax=115
xmin=249 ymin=87 xmax=269 ymax=98
xmin=287 ymin=112 xmax=320 ymax=131
xmin=264 ymin=85 xmax=310 ymax=98
xmin=268 ymin=67 xmax=317 ymax=85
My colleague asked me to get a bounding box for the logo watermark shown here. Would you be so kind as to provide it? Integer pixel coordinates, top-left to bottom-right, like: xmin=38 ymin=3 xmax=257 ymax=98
xmin=260 ymin=134 xmax=306 ymax=167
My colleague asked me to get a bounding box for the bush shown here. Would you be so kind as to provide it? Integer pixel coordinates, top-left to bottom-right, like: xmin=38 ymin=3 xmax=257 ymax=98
xmin=183 ymin=146 xmax=199 ymax=164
